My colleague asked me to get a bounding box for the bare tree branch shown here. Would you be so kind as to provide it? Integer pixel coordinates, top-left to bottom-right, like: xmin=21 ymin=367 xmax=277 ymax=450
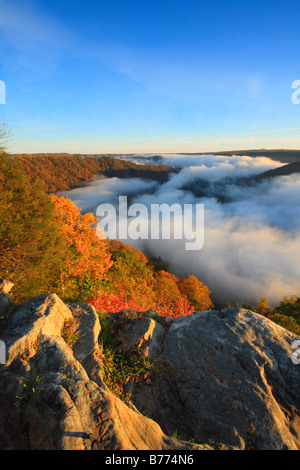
xmin=0 ymin=123 xmax=11 ymax=153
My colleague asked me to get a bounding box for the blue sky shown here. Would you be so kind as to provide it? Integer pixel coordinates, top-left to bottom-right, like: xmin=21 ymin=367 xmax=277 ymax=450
xmin=0 ymin=0 xmax=300 ymax=153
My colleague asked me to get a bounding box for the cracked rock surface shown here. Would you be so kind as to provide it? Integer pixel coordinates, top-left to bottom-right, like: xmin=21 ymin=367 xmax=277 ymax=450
xmin=0 ymin=293 xmax=210 ymax=450
xmin=129 ymin=308 xmax=300 ymax=450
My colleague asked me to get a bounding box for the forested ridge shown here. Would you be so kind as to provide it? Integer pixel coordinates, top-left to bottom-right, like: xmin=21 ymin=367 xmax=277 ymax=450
xmin=9 ymin=154 xmax=176 ymax=193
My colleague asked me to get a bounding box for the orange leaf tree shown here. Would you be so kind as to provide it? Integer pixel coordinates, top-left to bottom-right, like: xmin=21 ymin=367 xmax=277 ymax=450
xmin=95 ymin=241 xmax=156 ymax=312
xmin=153 ymin=271 xmax=193 ymax=317
xmin=178 ymin=275 xmax=213 ymax=311
xmin=50 ymin=195 xmax=112 ymax=300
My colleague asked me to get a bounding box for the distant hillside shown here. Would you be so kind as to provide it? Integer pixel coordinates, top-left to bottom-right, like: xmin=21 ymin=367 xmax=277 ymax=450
xmin=255 ymin=162 xmax=300 ymax=181
xmin=74 ymin=149 xmax=300 ymax=164
xmin=211 ymin=149 xmax=300 ymax=164
xmin=177 ymin=149 xmax=300 ymax=164
xmin=10 ymin=154 xmax=176 ymax=193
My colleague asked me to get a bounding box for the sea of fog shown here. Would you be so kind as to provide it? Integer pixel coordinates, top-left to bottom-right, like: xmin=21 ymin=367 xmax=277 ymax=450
xmin=60 ymin=154 xmax=300 ymax=307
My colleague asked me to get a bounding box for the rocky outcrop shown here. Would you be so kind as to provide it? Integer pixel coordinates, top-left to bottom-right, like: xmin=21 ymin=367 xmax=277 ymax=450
xmin=127 ymin=309 xmax=300 ymax=450
xmin=0 ymin=285 xmax=299 ymax=450
xmin=115 ymin=310 xmax=165 ymax=357
xmin=0 ymin=292 xmax=209 ymax=450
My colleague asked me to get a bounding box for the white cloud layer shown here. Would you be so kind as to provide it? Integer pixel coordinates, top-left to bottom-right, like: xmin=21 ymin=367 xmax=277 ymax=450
xmin=61 ymin=154 xmax=300 ymax=307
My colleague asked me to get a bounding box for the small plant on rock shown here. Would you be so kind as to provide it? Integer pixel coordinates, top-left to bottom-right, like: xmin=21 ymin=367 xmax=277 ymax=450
xmin=61 ymin=318 xmax=80 ymax=349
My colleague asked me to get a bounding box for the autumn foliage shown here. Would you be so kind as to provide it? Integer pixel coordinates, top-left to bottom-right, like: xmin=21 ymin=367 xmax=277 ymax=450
xmin=0 ymin=153 xmax=68 ymax=299
xmin=11 ymin=154 xmax=175 ymax=193
xmin=50 ymin=195 xmax=112 ymax=298
xmin=178 ymin=275 xmax=213 ymax=311
xmin=88 ymin=250 xmax=213 ymax=318
xmin=0 ymin=151 xmax=213 ymax=317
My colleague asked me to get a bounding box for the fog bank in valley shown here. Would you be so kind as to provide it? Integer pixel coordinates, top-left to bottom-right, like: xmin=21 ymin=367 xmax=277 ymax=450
xmin=61 ymin=154 xmax=300 ymax=307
